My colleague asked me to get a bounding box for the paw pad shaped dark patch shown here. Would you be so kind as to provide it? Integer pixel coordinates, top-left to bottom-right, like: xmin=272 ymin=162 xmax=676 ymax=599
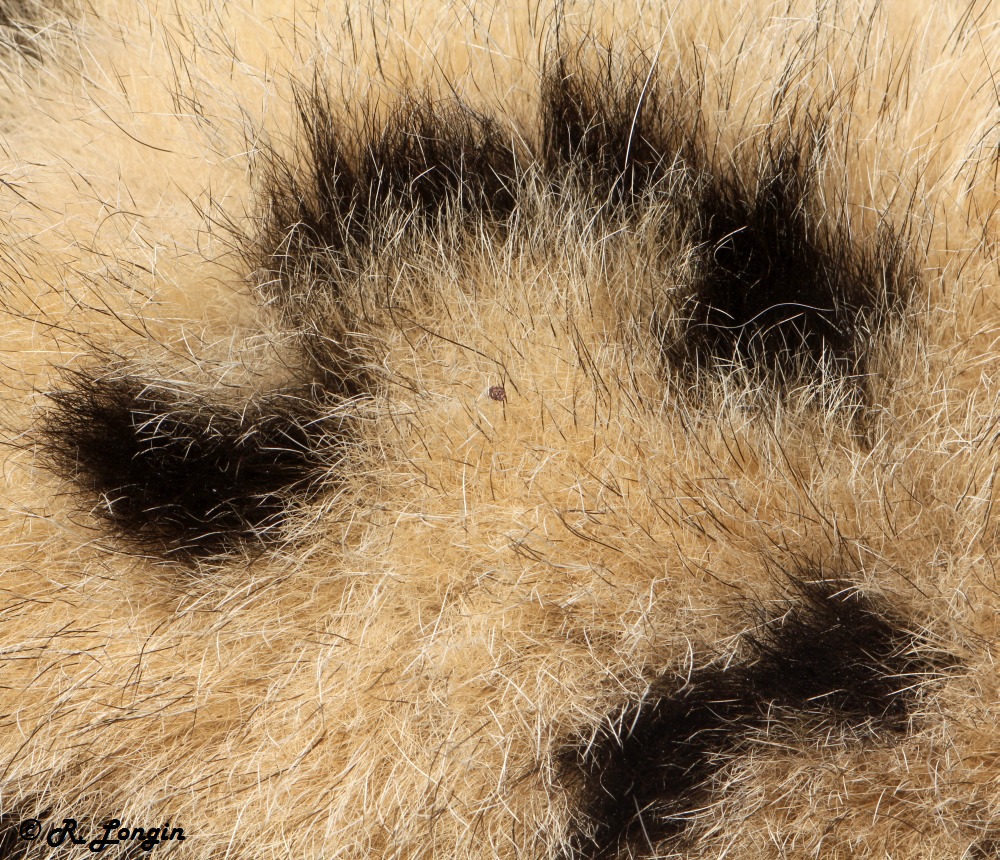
xmin=558 ymin=579 xmax=946 ymax=860
xmin=35 ymin=54 xmax=921 ymax=558
xmin=538 ymin=56 xmax=916 ymax=392
xmin=40 ymin=372 xmax=341 ymax=558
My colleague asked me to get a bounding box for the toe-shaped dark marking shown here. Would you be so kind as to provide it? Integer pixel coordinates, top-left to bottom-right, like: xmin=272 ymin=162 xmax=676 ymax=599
xmin=540 ymin=52 xmax=702 ymax=202
xmin=558 ymin=579 xmax=944 ymax=860
xmin=249 ymin=57 xmax=918 ymax=399
xmin=256 ymin=85 xmax=523 ymax=286
xmin=40 ymin=372 xmax=342 ymax=558
xmin=662 ymin=123 xmax=918 ymax=389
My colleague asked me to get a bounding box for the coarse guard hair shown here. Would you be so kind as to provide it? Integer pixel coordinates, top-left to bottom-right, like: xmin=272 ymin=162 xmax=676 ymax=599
xmin=0 ymin=1 xmax=998 ymax=858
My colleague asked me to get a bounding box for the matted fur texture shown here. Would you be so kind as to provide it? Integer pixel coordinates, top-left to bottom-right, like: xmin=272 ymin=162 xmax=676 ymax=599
xmin=1 ymin=1 xmax=998 ymax=858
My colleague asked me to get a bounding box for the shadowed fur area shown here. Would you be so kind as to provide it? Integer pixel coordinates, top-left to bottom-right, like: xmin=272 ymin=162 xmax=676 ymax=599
xmin=39 ymin=372 xmax=342 ymax=557
xmin=0 ymin=806 xmax=38 ymax=860
xmin=0 ymin=0 xmax=64 ymax=57
xmin=558 ymin=580 xmax=943 ymax=860
xmin=0 ymin=0 xmax=42 ymax=28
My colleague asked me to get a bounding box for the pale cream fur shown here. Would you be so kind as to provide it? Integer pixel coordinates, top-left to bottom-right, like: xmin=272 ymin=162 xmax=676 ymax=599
xmin=1 ymin=1 xmax=998 ymax=857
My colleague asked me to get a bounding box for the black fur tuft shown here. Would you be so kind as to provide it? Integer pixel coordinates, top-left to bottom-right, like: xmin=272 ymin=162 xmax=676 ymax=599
xmin=257 ymin=86 xmax=522 ymax=288
xmin=747 ymin=579 xmax=933 ymax=725
xmin=538 ymin=52 xmax=916 ymax=391
xmin=39 ymin=371 xmax=343 ymax=558
xmin=251 ymin=86 xmax=524 ymax=394
xmin=558 ymin=579 xmax=941 ymax=860
xmin=662 ymin=120 xmax=917 ymax=390
xmin=540 ymin=52 xmax=701 ymax=202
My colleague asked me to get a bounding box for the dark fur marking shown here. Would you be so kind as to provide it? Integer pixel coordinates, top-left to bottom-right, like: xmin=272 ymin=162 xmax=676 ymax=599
xmin=0 ymin=808 xmax=32 ymax=860
xmin=251 ymin=87 xmax=524 ymax=394
xmin=250 ymin=55 xmax=918 ymax=396
xmin=540 ymin=53 xmax=702 ymax=202
xmin=968 ymin=834 xmax=1000 ymax=860
xmin=40 ymin=372 xmax=342 ymax=558
xmin=663 ymin=128 xmax=917 ymax=389
xmin=559 ymin=580 xmax=941 ymax=860
xmin=539 ymin=54 xmax=916 ymax=390
xmin=256 ymin=86 xmax=522 ymax=286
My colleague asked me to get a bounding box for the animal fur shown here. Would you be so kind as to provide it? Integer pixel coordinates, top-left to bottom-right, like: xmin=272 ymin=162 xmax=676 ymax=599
xmin=0 ymin=1 xmax=998 ymax=857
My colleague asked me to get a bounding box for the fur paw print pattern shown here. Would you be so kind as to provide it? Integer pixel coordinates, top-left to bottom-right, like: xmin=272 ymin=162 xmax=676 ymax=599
xmin=0 ymin=1 xmax=997 ymax=858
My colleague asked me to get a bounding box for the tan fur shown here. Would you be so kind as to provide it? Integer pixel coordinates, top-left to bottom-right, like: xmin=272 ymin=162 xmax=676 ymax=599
xmin=1 ymin=1 xmax=998 ymax=857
